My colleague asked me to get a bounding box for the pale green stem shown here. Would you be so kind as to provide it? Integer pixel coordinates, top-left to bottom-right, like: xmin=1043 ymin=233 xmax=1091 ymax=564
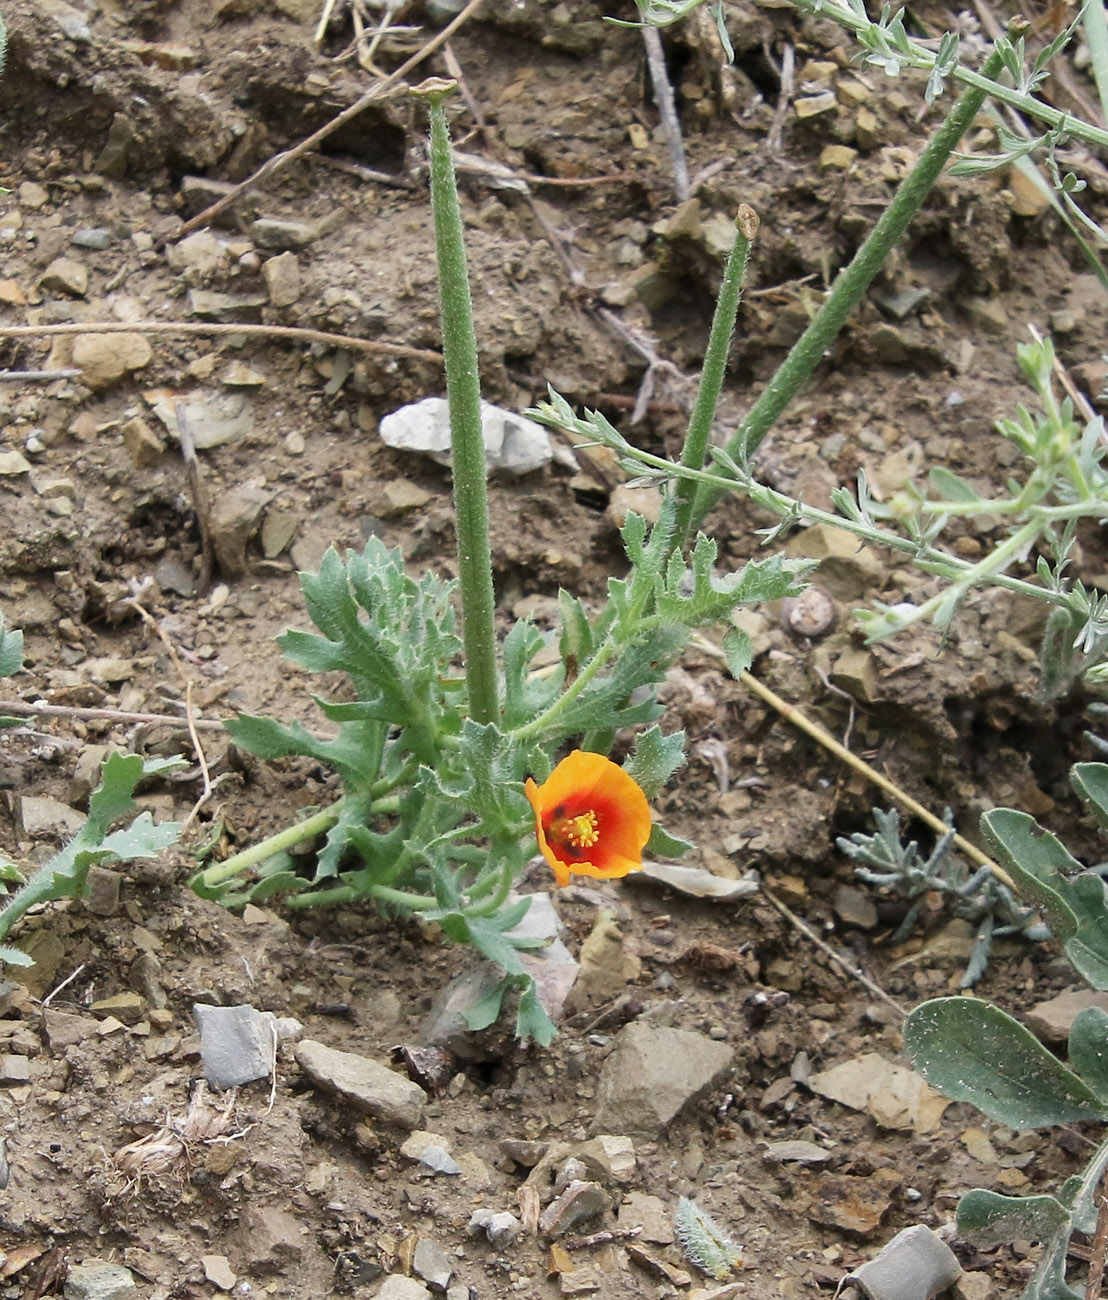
xmin=418 ymin=79 xmax=499 ymax=726
xmin=607 ymin=441 xmax=1068 ymax=609
xmin=195 ymin=794 xmax=401 ymax=889
xmin=508 ymin=606 xmax=666 ymax=743
xmin=689 ymin=45 xmax=1008 ymax=527
xmin=901 ymin=519 xmax=1041 ymax=629
xmin=1083 ymin=0 xmax=1108 ymax=132
xmin=197 ymin=804 xmax=344 ymax=888
xmin=672 ymin=205 xmax=757 ymax=548
xmin=285 ymin=882 xmax=439 ymax=911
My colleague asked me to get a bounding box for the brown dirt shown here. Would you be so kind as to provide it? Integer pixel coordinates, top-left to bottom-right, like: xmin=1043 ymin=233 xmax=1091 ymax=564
xmin=3 ymin=0 xmax=1108 ymax=1295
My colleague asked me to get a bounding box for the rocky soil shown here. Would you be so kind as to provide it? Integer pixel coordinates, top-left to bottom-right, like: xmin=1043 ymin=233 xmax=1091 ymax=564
xmin=4 ymin=0 xmax=1108 ymax=1296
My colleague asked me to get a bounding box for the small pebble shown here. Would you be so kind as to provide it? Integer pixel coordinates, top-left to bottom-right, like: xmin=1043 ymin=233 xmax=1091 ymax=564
xmin=71 ymin=228 xmax=114 ymax=250
xmin=783 ymin=585 xmax=837 ymax=639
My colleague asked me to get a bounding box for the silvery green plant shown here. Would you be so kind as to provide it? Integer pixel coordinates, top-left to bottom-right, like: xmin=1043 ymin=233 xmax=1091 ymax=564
xmin=197 ymin=3 xmax=1082 ymax=1041
xmin=564 ymin=335 xmax=1108 ymax=699
xmin=838 ymin=807 xmax=1049 ymax=985
xmin=191 ymin=81 xmax=808 ymax=1043
xmin=905 ymin=762 xmax=1108 ymax=1299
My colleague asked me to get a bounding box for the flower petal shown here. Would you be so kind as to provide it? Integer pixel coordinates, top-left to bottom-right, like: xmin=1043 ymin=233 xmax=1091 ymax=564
xmin=525 ymin=752 xmax=651 ymax=888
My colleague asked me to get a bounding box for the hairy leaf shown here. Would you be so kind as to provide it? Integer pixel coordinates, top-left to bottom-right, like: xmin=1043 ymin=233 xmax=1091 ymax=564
xmin=904 ymin=997 xmax=1107 ymax=1128
xmin=957 ymin=1189 xmax=1070 ymax=1246
xmin=626 ymin=726 xmax=686 ymax=800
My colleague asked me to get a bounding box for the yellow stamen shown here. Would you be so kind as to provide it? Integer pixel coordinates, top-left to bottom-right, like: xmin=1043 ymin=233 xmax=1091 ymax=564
xmin=554 ymin=810 xmax=600 ymax=849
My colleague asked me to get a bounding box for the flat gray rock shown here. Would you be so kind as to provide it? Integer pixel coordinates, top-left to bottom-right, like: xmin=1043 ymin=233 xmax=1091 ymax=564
xmin=295 ymin=1039 xmax=426 ymax=1129
xmin=591 ymin=1023 xmax=734 ymax=1139
xmin=63 ymin=1262 xmax=136 ymax=1300
xmin=193 ymin=1003 xmax=279 ymax=1090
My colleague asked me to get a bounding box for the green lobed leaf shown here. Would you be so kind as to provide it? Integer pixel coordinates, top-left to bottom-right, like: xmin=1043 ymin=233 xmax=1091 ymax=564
xmin=903 ymin=997 xmax=1108 ymax=1128
xmin=625 ymin=726 xmax=686 ymax=800
xmin=929 ymin=465 xmax=981 ymax=503
xmin=723 ymin=628 xmax=752 ymax=678
xmin=558 ymin=589 xmax=595 ymax=674
xmin=647 ymin=823 xmax=694 ymax=858
xmin=1 ymin=754 xmax=184 ymax=948
xmin=464 ymin=976 xmax=509 ymax=1032
xmin=516 ymin=980 xmax=556 ymax=1046
xmin=549 ymin=626 xmax=685 ymax=739
xmin=0 ymin=944 xmax=32 ymax=968
xmin=97 ymin=812 xmax=182 ymax=861
xmin=464 ymin=916 xmax=528 ymax=975
xmin=502 ymin=619 xmax=558 ymax=731
xmin=226 ymin=714 xmax=385 ymax=792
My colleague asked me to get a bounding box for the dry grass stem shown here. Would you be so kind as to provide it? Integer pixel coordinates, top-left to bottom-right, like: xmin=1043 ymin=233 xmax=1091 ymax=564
xmin=0 ymin=320 xmax=441 ymax=364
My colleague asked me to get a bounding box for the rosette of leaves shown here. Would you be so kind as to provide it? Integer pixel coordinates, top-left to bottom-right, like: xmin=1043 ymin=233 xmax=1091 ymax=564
xmin=199 ymin=512 xmax=807 ymax=1042
xmin=903 ymin=761 xmax=1108 ymax=1298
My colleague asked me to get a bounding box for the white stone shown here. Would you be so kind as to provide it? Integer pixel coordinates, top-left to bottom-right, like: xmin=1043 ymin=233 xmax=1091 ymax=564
xmin=379 ymin=397 xmax=551 ymax=476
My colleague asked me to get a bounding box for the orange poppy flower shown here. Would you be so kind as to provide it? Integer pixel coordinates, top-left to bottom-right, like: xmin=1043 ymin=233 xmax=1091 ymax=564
xmin=524 ymin=750 xmax=652 ymax=888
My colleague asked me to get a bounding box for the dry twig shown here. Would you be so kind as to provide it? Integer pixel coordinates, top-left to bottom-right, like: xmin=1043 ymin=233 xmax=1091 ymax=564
xmin=0 ymin=320 xmax=441 ymax=364
xmin=762 ymin=885 xmax=907 ymax=1018
xmin=0 ymin=700 xmax=229 ymax=731
xmin=170 ymin=0 xmax=487 ymax=241
xmin=643 ymin=25 xmax=690 ymax=201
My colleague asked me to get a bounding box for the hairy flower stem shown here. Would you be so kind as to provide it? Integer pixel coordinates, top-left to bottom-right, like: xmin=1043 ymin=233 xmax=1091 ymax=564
xmin=689 ymin=45 xmax=1007 ymax=528
xmin=672 ymin=205 xmax=757 ymax=550
xmin=418 ymin=78 xmax=499 ymax=726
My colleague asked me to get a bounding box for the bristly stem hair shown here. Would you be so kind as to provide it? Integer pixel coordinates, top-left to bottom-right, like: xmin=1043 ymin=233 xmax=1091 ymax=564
xmin=417 ymin=77 xmax=500 ymax=726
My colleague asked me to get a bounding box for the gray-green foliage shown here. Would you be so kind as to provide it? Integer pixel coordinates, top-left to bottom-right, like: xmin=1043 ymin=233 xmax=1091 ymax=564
xmin=591 ymin=333 xmax=1108 ymax=699
xmin=0 ymin=614 xmax=184 ymax=968
xmin=838 ymin=807 xmax=1048 ymax=985
xmin=199 ymin=521 xmax=806 ymax=1043
xmin=0 ymin=753 xmax=185 ymax=969
xmin=903 ymin=760 xmax=1108 ymax=1298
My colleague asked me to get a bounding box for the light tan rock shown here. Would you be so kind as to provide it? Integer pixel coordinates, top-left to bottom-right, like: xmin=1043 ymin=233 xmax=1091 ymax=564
xmin=72 ymin=332 xmax=153 ymax=390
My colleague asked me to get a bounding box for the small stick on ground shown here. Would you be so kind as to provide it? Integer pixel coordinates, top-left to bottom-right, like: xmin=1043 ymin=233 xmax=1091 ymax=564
xmin=643 ymin=25 xmax=690 ymax=201
xmin=0 ymin=700 xmax=228 ymax=731
xmin=40 ymin=963 xmax=88 ymax=1009
xmin=170 ymin=0 xmax=487 ymax=242
xmin=0 ymin=320 xmax=441 ymax=364
xmin=312 ymin=0 xmax=340 ymax=45
xmin=0 ymin=369 xmax=82 ymax=382
xmin=126 ymin=596 xmax=230 ymax=821
xmin=691 ymin=635 xmax=1015 ymax=889
xmin=766 ymin=41 xmax=796 ymax=155
xmin=562 ymin=1227 xmax=643 ymax=1250
xmin=762 ymin=885 xmax=907 ymax=1018
xmin=736 ymin=662 xmax=1015 ymax=890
